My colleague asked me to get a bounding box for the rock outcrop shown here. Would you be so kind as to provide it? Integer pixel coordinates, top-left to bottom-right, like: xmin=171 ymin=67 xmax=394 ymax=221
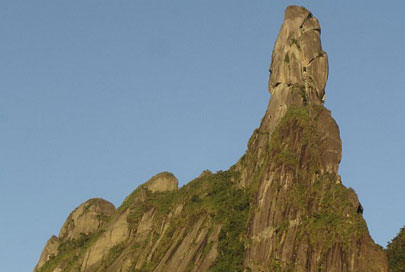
xmin=265 ymin=6 xmax=327 ymax=139
xmin=34 ymin=236 xmax=59 ymax=271
xmin=34 ymin=6 xmax=389 ymax=272
xmin=34 ymin=198 xmax=115 ymax=271
xmin=143 ymin=172 xmax=178 ymax=193
xmin=58 ymin=198 xmax=115 ymax=240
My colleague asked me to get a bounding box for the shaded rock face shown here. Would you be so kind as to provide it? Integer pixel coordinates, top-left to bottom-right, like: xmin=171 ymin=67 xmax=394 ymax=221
xmin=34 ymin=5 xmax=389 ymax=272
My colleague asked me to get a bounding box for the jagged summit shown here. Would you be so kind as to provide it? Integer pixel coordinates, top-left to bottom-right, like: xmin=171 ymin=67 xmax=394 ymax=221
xmin=34 ymin=6 xmax=389 ymax=272
xmin=269 ymin=6 xmax=327 ymax=102
xmin=263 ymin=5 xmax=328 ymax=140
xmin=236 ymin=5 xmax=337 ymax=188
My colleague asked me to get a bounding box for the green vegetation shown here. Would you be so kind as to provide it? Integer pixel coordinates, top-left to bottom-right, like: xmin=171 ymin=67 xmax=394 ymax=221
xmin=100 ymin=242 xmax=126 ymax=271
xmin=205 ymin=172 xmax=250 ymax=272
xmin=118 ymin=186 xmax=143 ymax=213
xmin=284 ymin=53 xmax=290 ymax=63
xmin=295 ymin=178 xmax=367 ymax=252
xmin=125 ymin=189 xmax=177 ymax=228
xmin=269 ymin=105 xmax=367 ymax=262
xmin=37 ymin=232 xmax=101 ymax=272
xmin=118 ymin=172 xmax=176 ymax=214
xmin=291 ymin=84 xmax=308 ymax=105
xmin=289 ymin=37 xmax=301 ymax=49
xmin=386 ymin=226 xmax=405 ymax=272
xmin=275 ymin=220 xmax=290 ymax=235
xmin=120 ymin=170 xmax=251 ymax=272
xmin=38 ymin=103 xmax=372 ymax=272
xmin=270 ymin=105 xmax=323 ymax=177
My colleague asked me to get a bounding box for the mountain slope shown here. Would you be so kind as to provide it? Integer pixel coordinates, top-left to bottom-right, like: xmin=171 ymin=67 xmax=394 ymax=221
xmin=34 ymin=6 xmax=388 ymax=272
xmin=386 ymin=226 xmax=405 ymax=272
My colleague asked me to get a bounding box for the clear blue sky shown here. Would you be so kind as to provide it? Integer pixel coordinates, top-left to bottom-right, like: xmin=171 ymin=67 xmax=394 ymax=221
xmin=1 ymin=1 xmax=405 ymax=271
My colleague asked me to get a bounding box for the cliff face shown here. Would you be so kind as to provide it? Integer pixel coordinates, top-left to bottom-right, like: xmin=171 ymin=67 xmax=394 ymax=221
xmin=34 ymin=6 xmax=389 ymax=272
xmin=237 ymin=6 xmax=388 ymax=271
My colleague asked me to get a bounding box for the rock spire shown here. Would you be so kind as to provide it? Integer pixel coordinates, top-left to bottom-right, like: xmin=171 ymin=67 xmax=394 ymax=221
xmin=240 ymin=6 xmax=389 ymax=271
xmin=263 ymin=6 xmax=329 ymax=139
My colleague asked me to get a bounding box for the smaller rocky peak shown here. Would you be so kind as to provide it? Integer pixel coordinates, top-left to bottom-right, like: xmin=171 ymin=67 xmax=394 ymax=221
xmin=34 ymin=235 xmax=60 ymax=271
xmin=143 ymin=171 xmax=178 ymax=193
xmin=199 ymin=169 xmax=212 ymax=178
xmin=58 ymin=198 xmax=115 ymax=240
xmin=34 ymin=199 xmax=115 ymax=271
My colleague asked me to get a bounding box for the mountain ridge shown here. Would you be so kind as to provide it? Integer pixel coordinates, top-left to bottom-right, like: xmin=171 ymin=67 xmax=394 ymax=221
xmin=34 ymin=6 xmax=389 ymax=272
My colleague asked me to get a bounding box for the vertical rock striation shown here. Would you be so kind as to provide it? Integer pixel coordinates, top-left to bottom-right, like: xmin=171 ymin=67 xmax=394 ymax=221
xmin=238 ymin=5 xmax=388 ymax=272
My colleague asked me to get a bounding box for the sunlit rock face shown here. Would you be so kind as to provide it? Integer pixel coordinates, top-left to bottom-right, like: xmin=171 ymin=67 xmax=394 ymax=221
xmin=34 ymin=236 xmax=59 ymax=271
xmin=263 ymin=6 xmax=328 ymax=140
xmin=34 ymin=198 xmax=115 ymax=271
xmin=240 ymin=5 xmax=388 ymax=272
xmin=143 ymin=172 xmax=178 ymax=193
xmin=269 ymin=6 xmax=328 ymax=101
xmin=34 ymin=6 xmax=389 ymax=272
xmin=58 ymin=198 xmax=115 ymax=240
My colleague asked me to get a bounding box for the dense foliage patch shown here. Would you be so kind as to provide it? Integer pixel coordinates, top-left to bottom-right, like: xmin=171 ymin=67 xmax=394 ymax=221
xmin=387 ymin=226 xmax=405 ymax=272
xmin=204 ymin=171 xmax=250 ymax=272
xmin=119 ymin=170 xmax=251 ymax=272
xmin=267 ymin=105 xmax=368 ymax=267
xmin=37 ymin=232 xmax=100 ymax=272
